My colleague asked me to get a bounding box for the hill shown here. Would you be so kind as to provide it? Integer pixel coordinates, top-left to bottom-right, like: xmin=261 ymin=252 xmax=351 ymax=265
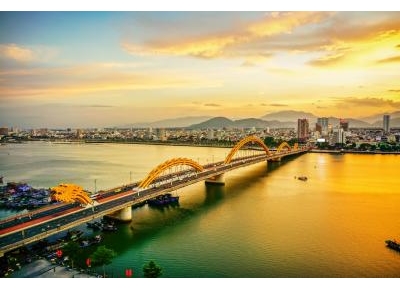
xmin=127 ymin=116 xmax=211 ymax=128
xmin=260 ymin=110 xmax=317 ymax=122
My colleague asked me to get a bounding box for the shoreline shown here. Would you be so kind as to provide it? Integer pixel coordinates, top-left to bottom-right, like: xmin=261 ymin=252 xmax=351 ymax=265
xmin=309 ymin=149 xmax=400 ymax=155
xmin=3 ymin=139 xmax=400 ymax=155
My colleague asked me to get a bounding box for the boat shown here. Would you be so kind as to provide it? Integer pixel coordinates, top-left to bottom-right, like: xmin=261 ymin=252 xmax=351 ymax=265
xmin=147 ymin=193 xmax=179 ymax=207
xmin=385 ymin=240 xmax=400 ymax=252
xmin=87 ymin=221 xmax=103 ymax=230
xmin=297 ymin=176 xmax=308 ymax=181
xmin=102 ymin=224 xmax=117 ymax=232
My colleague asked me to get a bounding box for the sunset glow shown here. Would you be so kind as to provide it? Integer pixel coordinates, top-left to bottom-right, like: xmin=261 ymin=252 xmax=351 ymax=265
xmin=1 ymin=11 xmax=399 ymax=127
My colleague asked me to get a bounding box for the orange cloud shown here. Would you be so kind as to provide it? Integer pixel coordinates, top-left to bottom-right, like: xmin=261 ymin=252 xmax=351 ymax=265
xmin=377 ymin=55 xmax=400 ymax=64
xmin=247 ymin=12 xmax=328 ymax=38
xmin=308 ymin=30 xmax=400 ymax=68
xmin=0 ymin=63 xmax=221 ymax=100
xmin=122 ymin=12 xmax=330 ymax=59
xmin=0 ymin=43 xmax=34 ymax=62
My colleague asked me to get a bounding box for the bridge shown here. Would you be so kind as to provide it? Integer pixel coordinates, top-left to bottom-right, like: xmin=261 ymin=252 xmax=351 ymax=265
xmin=0 ymin=135 xmax=308 ymax=256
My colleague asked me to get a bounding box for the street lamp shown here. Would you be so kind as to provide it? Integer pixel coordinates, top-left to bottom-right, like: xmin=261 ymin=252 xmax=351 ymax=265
xmin=130 ymin=171 xmax=132 ymax=184
xmin=94 ymin=179 xmax=97 ymax=194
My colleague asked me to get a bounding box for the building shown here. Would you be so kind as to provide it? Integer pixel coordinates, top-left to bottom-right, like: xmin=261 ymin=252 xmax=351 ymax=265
xmin=383 ymin=114 xmax=390 ymax=133
xmin=315 ymin=123 xmax=322 ymax=134
xmin=76 ymin=129 xmax=83 ymax=138
xmin=317 ymin=117 xmax=329 ymax=136
xmin=340 ymin=119 xmax=349 ymax=131
xmin=207 ymin=129 xmax=214 ymax=140
xmin=297 ymin=119 xmax=309 ymax=141
xmin=156 ymin=128 xmax=166 ymax=141
xmin=0 ymin=127 xmax=9 ymax=136
xmin=332 ymin=128 xmax=345 ymax=145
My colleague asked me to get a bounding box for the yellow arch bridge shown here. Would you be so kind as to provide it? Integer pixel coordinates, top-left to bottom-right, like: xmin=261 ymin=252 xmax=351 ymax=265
xmin=0 ymin=136 xmax=308 ymax=257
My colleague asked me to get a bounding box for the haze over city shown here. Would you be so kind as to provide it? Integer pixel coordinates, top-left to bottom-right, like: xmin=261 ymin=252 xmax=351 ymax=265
xmin=1 ymin=11 xmax=400 ymax=128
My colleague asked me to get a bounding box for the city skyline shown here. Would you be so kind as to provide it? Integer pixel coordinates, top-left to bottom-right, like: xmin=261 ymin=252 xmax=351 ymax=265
xmin=1 ymin=11 xmax=400 ymax=128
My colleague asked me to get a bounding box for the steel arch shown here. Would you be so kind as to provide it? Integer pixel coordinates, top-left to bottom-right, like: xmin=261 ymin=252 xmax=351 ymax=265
xmin=139 ymin=158 xmax=204 ymax=188
xmin=51 ymin=183 xmax=93 ymax=205
xmin=224 ymin=135 xmax=270 ymax=164
xmin=277 ymin=141 xmax=292 ymax=153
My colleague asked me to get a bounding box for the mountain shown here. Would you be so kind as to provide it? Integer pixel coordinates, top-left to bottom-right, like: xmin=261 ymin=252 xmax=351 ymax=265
xmin=327 ymin=117 xmax=371 ymax=128
xmin=127 ymin=116 xmax=212 ymax=128
xmin=260 ymin=110 xmax=318 ymax=122
xmin=372 ymin=117 xmax=400 ymax=127
xmin=189 ymin=117 xmax=234 ymax=129
xmin=361 ymin=111 xmax=400 ymax=124
xmin=188 ymin=117 xmax=297 ymax=129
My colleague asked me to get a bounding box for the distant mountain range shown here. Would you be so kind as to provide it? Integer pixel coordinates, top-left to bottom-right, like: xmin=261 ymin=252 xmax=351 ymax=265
xmin=125 ymin=110 xmax=400 ymax=129
xmin=126 ymin=116 xmax=211 ymax=128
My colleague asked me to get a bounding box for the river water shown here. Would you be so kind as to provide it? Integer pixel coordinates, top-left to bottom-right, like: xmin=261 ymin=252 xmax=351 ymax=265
xmin=1 ymin=142 xmax=400 ymax=277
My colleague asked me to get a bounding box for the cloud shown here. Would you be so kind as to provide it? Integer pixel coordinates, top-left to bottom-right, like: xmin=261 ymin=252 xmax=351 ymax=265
xmin=0 ymin=62 xmax=220 ymax=99
xmin=270 ymin=103 xmax=288 ymax=107
xmin=308 ymin=53 xmax=347 ymax=67
xmin=0 ymin=43 xmax=57 ymax=63
xmin=81 ymin=105 xmax=115 ymax=108
xmin=241 ymin=60 xmax=255 ymax=67
xmin=377 ymin=55 xmax=400 ymax=64
xmin=204 ymin=103 xmax=221 ymax=107
xmin=396 ymin=44 xmax=400 ymax=48
xmin=267 ymin=67 xmax=295 ymax=75
xmin=122 ymin=12 xmax=330 ymax=59
xmin=0 ymin=43 xmax=34 ymax=62
xmin=334 ymin=97 xmax=400 ymax=109
xmin=388 ymin=89 xmax=400 ymax=93
xmin=260 ymin=103 xmax=268 ymax=106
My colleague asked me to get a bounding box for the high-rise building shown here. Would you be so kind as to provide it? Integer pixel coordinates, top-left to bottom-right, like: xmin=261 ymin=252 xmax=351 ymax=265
xmin=383 ymin=114 xmax=390 ymax=133
xmin=317 ymin=117 xmax=329 ymax=136
xmin=157 ymin=128 xmax=166 ymax=141
xmin=339 ymin=119 xmax=349 ymax=131
xmin=332 ymin=128 xmax=345 ymax=145
xmin=315 ymin=123 xmax=322 ymax=134
xmin=297 ymin=119 xmax=309 ymax=141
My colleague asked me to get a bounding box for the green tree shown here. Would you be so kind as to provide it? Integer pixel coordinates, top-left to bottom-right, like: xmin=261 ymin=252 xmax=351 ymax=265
xmin=143 ymin=260 xmax=162 ymax=278
xmin=287 ymin=138 xmax=297 ymax=146
xmin=90 ymin=245 xmax=116 ymax=278
xmin=264 ymin=136 xmax=276 ymax=148
xmin=62 ymin=241 xmax=82 ymax=269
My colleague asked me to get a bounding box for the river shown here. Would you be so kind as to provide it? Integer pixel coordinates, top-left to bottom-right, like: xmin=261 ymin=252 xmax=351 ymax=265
xmin=1 ymin=142 xmax=400 ymax=277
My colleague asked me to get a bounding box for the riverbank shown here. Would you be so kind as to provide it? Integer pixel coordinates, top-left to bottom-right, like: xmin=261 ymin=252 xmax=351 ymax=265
xmin=9 ymin=259 xmax=95 ymax=278
xmin=310 ymin=149 xmax=400 ymax=154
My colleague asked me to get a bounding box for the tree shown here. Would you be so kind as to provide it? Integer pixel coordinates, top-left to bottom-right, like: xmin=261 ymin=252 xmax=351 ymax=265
xmin=143 ymin=260 xmax=162 ymax=278
xmin=263 ymin=136 xmax=276 ymax=148
xmin=62 ymin=241 xmax=82 ymax=269
xmin=90 ymin=245 xmax=116 ymax=278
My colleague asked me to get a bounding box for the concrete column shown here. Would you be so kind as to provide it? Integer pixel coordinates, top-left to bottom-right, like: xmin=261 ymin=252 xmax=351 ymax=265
xmin=270 ymin=157 xmax=281 ymax=162
xmin=205 ymin=173 xmax=225 ymax=185
xmin=107 ymin=206 xmax=132 ymax=222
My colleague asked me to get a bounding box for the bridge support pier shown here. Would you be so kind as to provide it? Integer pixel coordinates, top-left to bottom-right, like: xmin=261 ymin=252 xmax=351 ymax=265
xmin=271 ymin=157 xmax=281 ymax=162
xmin=205 ymin=173 xmax=225 ymax=185
xmin=107 ymin=206 xmax=132 ymax=222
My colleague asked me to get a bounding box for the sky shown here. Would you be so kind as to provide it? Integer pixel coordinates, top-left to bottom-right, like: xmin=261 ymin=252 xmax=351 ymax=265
xmin=1 ymin=11 xmax=400 ymax=128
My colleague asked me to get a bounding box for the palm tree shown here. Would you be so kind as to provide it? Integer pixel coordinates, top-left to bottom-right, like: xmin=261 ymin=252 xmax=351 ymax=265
xmin=90 ymin=245 xmax=116 ymax=278
xmin=143 ymin=260 xmax=162 ymax=278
